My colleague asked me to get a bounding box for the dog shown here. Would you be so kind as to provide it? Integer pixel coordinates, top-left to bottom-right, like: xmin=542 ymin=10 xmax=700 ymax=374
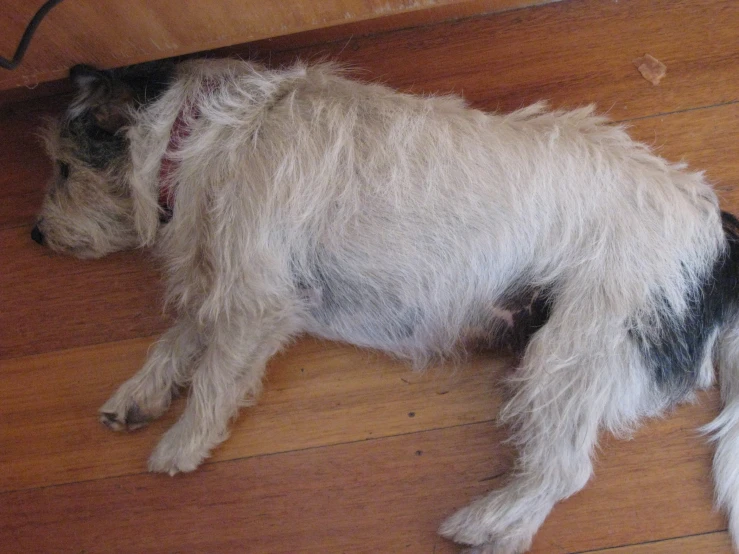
xmin=33 ymin=58 xmax=739 ymax=553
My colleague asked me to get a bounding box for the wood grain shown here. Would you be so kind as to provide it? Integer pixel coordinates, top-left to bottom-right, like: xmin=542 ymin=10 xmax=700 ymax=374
xmin=585 ymin=532 xmax=732 ymax=554
xmin=0 ymin=0 xmax=549 ymax=92
xmin=0 ymin=336 xmax=504 ymax=492
xmin=625 ymin=104 xmax=739 ymax=209
xmin=0 ymin=226 xmax=168 ymax=360
xmin=0 ymin=97 xmax=63 ymax=230
xmin=0 ymin=399 xmax=728 ymax=554
xmin=256 ymin=0 xmax=739 ymax=121
xmin=229 ymin=0 xmax=558 ymax=54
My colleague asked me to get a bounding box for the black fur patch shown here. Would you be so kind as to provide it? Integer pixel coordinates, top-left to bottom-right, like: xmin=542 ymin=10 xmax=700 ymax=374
xmin=112 ymin=60 xmax=175 ymax=107
xmin=489 ymin=285 xmax=554 ymax=355
xmin=506 ymin=290 xmax=554 ymax=354
xmin=64 ymin=61 xmax=175 ymax=170
xmin=65 ymin=111 xmax=128 ymax=169
xmin=633 ymin=211 xmax=739 ymax=394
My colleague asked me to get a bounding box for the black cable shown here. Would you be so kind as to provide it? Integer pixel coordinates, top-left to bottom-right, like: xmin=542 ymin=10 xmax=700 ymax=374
xmin=1 ymin=0 xmax=66 ymax=70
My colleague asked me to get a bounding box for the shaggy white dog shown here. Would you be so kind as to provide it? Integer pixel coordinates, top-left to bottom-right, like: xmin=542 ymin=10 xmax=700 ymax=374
xmin=33 ymin=59 xmax=739 ymax=553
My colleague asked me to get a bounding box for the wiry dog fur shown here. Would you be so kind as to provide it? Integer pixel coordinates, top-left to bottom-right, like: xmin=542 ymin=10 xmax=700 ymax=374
xmin=34 ymin=58 xmax=739 ymax=553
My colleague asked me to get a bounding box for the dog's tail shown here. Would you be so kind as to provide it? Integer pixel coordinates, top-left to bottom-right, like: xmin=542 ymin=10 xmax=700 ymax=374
xmin=702 ymin=212 xmax=739 ymax=550
xmin=704 ymin=324 xmax=739 ymax=549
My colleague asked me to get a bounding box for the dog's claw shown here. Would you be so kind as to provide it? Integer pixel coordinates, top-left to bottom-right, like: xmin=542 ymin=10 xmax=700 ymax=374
xmin=461 ymin=547 xmax=495 ymax=554
xmin=99 ymin=411 xmax=125 ymax=431
xmin=99 ymin=401 xmax=152 ymax=431
xmin=147 ymin=424 xmax=209 ymax=475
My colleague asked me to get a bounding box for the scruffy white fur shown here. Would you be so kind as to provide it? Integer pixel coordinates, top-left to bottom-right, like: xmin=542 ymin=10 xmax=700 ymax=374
xmin=35 ymin=59 xmax=739 ymax=553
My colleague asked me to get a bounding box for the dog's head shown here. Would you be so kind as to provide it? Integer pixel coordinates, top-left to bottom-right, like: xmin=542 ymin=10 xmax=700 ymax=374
xmin=34 ymin=63 xmax=171 ymax=258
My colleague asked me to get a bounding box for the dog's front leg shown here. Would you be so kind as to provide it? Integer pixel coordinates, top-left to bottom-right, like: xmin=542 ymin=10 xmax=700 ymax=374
xmin=100 ymin=317 xmax=204 ymax=431
xmin=147 ymin=306 xmax=298 ymax=475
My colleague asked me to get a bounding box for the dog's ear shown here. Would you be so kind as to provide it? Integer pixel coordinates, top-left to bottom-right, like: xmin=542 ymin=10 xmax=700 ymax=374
xmin=69 ymin=65 xmax=133 ymax=134
xmin=70 ymin=65 xmax=109 ymax=93
xmin=89 ymin=101 xmax=132 ymax=134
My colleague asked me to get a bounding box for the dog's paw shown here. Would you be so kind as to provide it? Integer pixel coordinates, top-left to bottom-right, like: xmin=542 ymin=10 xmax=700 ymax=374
xmin=439 ymin=497 xmax=535 ymax=554
xmin=147 ymin=424 xmax=209 ymax=476
xmin=99 ymin=401 xmax=151 ymax=431
xmin=440 ymin=505 xmax=499 ymax=548
xmin=99 ymin=379 xmax=173 ymax=431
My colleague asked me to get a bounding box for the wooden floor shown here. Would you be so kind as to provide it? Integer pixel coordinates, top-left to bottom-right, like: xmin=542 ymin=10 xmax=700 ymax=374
xmin=2 ymin=0 xmax=739 ymax=552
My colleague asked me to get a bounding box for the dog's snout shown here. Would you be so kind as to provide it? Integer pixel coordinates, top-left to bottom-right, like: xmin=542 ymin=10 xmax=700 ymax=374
xmin=31 ymin=224 xmax=45 ymax=245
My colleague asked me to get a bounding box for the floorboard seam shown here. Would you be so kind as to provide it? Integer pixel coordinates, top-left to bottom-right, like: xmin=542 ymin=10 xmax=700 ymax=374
xmin=0 ymin=417 xmax=498 ymax=496
xmin=262 ymin=0 xmax=564 ymax=56
xmin=617 ymin=100 xmax=739 ymax=124
xmin=570 ymin=528 xmax=729 ymax=553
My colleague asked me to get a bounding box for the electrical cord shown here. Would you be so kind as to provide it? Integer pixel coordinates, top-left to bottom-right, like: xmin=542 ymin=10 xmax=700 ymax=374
xmin=1 ymin=0 xmax=66 ymax=70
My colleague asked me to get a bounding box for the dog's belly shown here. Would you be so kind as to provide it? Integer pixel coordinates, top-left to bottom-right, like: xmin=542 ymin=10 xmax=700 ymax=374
xmin=297 ymin=267 xmax=552 ymax=357
xmin=298 ymin=277 xmax=423 ymax=352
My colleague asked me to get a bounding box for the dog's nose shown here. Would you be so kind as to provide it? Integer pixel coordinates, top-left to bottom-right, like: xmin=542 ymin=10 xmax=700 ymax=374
xmin=31 ymin=225 xmax=45 ymax=245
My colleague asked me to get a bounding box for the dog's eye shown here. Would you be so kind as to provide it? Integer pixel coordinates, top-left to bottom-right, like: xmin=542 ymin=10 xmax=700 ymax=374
xmin=58 ymin=162 xmax=70 ymax=179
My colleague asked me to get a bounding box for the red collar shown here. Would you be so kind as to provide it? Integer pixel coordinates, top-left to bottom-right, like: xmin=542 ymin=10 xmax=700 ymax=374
xmin=157 ymin=82 xmax=213 ymax=223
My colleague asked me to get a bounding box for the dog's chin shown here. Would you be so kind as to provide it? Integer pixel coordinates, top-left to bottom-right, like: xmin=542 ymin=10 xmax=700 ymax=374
xmin=44 ymin=236 xmax=116 ymax=259
xmin=66 ymin=245 xmax=110 ymax=260
xmin=40 ymin=222 xmax=139 ymax=259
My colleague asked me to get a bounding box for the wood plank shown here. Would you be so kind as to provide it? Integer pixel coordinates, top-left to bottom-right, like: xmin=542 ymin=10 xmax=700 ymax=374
xmin=0 ymin=96 xmax=67 ymax=230
xmin=259 ymin=0 xmax=739 ymax=120
xmin=231 ymin=0 xmax=558 ymax=54
xmin=0 ymin=399 xmax=729 ymax=554
xmin=0 ymin=226 xmax=168 ymax=360
xmin=0 ymin=0 xmax=549 ymax=92
xmin=626 ymin=104 xmax=739 ymax=211
xmin=4 ymin=0 xmax=739 ymax=114
xmin=584 ymin=531 xmax=732 ymax=554
xmin=0 ymin=336 xmax=504 ymax=492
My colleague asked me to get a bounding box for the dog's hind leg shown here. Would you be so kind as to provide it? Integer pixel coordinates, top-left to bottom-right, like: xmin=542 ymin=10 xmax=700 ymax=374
xmin=440 ymin=306 xmax=653 ymax=553
xmin=703 ymin=314 xmax=739 ymax=550
xmin=147 ymin=302 xmax=300 ymax=474
xmin=99 ymin=317 xmax=203 ymax=431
